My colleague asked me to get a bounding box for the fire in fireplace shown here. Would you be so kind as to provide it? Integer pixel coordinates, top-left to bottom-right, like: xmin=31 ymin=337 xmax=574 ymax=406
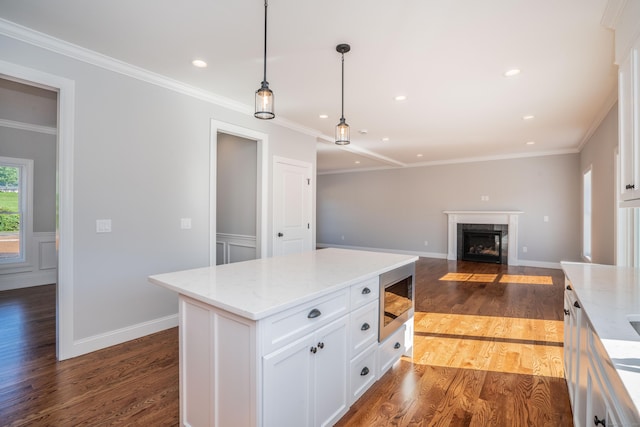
xmin=462 ymin=230 xmax=503 ymax=263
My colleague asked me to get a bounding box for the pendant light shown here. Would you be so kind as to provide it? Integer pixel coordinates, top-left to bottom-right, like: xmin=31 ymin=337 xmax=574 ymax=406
xmin=335 ymin=43 xmax=351 ymax=145
xmin=255 ymin=0 xmax=274 ymax=119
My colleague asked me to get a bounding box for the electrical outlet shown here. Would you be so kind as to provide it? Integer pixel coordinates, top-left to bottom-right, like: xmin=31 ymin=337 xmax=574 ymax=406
xmin=522 ymin=246 xmax=528 ymax=253
xmin=543 ymin=216 xmax=549 ymax=222
xmin=424 ymin=240 xmax=429 ymax=246
xmin=181 ymin=218 xmax=192 ymax=229
xmin=341 ymin=235 xmax=345 ymax=240
xmin=481 ymin=195 xmax=489 ymax=201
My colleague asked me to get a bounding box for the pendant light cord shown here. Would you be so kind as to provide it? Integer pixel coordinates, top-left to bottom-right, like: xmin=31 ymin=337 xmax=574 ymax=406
xmin=262 ymin=0 xmax=268 ymax=85
xmin=340 ymin=52 xmax=345 ymax=120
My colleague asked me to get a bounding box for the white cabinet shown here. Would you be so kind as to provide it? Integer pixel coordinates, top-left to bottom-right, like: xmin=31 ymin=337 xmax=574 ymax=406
xmin=263 ymin=316 xmax=349 ymax=427
xmin=563 ymin=276 xmax=638 ymax=427
xmin=378 ymin=323 xmax=407 ymax=376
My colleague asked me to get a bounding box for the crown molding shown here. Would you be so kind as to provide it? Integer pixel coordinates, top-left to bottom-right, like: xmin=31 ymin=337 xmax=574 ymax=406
xmin=577 ymin=86 xmax=618 ymax=152
xmin=601 ymin=0 xmax=626 ymax=29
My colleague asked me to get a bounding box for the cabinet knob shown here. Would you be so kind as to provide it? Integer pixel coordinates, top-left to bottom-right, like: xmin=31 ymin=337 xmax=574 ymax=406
xmin=573 ymin=301 xmax=581 ymax=309
xmin=310 ymin=346 xmax=317 ymax=354
xmin=566 ymin=285 xmax=572 ymax=291
xmin=307 ymin=308 xmax=322 ymax=319
xmin=277 ymin=232 xmax=283 ymax=237
xmin=594 ymin=415 xmax=606 ymax=426
xmin=564 ymin=309 xmax=570 ymax=316
xmin=361 ymin=323 xmax=370 ymax=331
xmin=394 ymin=342 xmax=401 ymax=350
xmin=361 ymin=287 xmax=371 ymax=295
xmin=360 ymin=366 xmax=370 ymax=376
xmin=317 ymin=342 xmax=324 ymax=349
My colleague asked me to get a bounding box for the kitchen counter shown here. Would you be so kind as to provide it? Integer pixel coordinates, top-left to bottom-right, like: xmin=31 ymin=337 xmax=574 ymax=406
xmin=150 ymin=247 xmax=418 ymax=320
xmin=561 ymin=261 xmax=640 ymax=416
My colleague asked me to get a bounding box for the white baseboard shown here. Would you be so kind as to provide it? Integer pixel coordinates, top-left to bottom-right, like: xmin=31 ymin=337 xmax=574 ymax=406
xmin=64 ymin=314 xmax=178 ymax=359
xmin=316 ymin=243 xmax=561 ymax=269
xmin=316 ymin=243 xmax=448 ymax=259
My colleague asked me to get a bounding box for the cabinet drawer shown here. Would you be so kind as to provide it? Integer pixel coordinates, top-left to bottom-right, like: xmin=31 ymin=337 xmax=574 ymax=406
xmin=350 ymin=277 xmax=379 ymax=310
xmin=350 ymin=301 xmax=378 ymax=357
xmin=349 ymin=343 xmax=377 ymax=404
xmin=262 ymin=289 xmax=349 ymax=354
xmin=378 ymin=324 xmax=406 ymax=376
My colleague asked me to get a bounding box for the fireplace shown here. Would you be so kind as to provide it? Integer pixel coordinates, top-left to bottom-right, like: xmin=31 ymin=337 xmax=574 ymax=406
xmin=462 ymin=230 xmax=502 ymax=263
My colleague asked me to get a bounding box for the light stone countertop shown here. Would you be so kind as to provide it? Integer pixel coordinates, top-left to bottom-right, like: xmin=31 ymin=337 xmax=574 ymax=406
xmin=561 ymin=261 xmax=640 ymax=418
xmin=149 ymin=248 xmax=418 ymax=321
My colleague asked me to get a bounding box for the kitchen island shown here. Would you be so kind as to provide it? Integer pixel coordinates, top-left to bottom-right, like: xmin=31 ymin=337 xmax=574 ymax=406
xmin=561 ymin=262 xmax=640 ymax=427
xmin=149 ymin=248 xmax=418 ymax=427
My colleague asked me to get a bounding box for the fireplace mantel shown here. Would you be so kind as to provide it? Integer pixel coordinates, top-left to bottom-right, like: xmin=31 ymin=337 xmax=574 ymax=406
xmin=443 ymin=210 xmax=523 ymax=266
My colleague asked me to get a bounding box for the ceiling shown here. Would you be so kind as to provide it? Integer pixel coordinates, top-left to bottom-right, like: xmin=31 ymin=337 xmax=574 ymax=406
xmin=0 ymin=0 xmax=617 ymax=174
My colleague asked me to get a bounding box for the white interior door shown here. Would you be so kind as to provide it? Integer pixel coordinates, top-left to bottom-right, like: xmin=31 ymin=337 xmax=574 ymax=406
xmin=273 ymin=157 xmax=312 ymax=257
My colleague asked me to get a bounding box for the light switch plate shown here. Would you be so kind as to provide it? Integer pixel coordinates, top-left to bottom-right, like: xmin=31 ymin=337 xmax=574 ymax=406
xmin=96 ymin=219 xmax=112 ymax=233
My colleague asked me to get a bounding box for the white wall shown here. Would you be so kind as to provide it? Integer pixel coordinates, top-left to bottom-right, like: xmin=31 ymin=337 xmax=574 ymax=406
xmin=580 ymin=103 xmax=618 ymax=265
xmin=317 ymin=154 xmax=582 ymax=266
xmin=0 ymin=29 xmax=317 ymax=357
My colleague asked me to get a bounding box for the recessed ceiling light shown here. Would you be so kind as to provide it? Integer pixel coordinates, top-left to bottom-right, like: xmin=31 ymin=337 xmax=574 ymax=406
xmin=319 ymin=114 xmax=329 ymax=119
xmin=417 ymin=153 xmax=423 ymax=157
xmin=192 ymin=59 xmax=207 ymax=68
xmin=503 ymin=69 xmax=521 ymax=77
xmin=522 ymin=115 xmax=535 ymax=120
xmin=355 ymin=160 xmax=361 ymax=164
xmin=526 ymin=141 xmax=536 ymax=145
xmin=359 ymin=129 xmax=368 ymax=135
xmin=381 ymin=137 xmax=390 ymax=142
xmin=394 ymin=95 xmax=407 ymax=101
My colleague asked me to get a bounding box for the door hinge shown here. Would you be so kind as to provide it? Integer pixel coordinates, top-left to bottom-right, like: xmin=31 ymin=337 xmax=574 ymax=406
xmin=307 ymin=178 xmax=310 ymax=185
xmin=308 ymin=223 xmax=310 ymax=229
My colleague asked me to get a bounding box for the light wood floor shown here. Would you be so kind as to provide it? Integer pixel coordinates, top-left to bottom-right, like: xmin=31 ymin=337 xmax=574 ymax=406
xmin=0 ymin=258 xmax=573 ymax=426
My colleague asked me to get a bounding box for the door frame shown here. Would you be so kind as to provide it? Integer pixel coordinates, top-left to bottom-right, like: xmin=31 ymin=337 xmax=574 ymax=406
xmin=210 ymin=120 xmax=269 ymax=264
xmin=0 ymin=59 xmax=76 ymax=360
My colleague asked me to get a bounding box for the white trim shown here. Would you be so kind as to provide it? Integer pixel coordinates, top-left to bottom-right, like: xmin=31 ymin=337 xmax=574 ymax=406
xmin=0 ymin=156 xmax=33 ymax=266
xmin=71 ymin=314 xmax=178 ymax=356
xmin=443 ymin=210 xmax=523 ymax=266
xmin=216 ymin=233 xmax=257 ymax=264
xmin=315 ymin=243 xmax=560 ymax=269
xmin=210 ymin=121 xmax=269 ymax=265
xmin=318 ymin=148 xmax=579 ymax=175
xmin=0 ymin=118 xmax=57 ymax=135
xmin=0 ymin=59 xmax=76 ymax=361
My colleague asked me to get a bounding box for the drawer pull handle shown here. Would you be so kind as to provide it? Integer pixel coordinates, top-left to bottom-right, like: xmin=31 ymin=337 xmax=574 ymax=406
xmin=573 ymin=301 xmax=581 ymax=309
xmin=594 ymin=415 xmax=606 ymax=426
xmin=310 ymin=346 xmax=317 ymax=354
xmin=563 ymin=309 xmax=570 ymax=316
xmin=317 ymin=342 xmax=324 ymax=349
xmin=361 ymin=287 xmax=371 ymax=295
xmin=566 ymin=285 xmax=572 ymax=290
xmin=360 ymin=366 xmax=370 ymax=376
xmin=394 ymin=342 xmax=401 ymax=350
xmin=307 ymin=308 xmax=322 ymax=319
xmin=361 ymin=323 xmax=370 ymax=331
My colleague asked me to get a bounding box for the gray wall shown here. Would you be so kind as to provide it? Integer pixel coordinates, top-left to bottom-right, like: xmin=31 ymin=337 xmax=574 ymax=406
xmin=0 ymin=79 xmax=57 ymax=232
xmin=1 ymin=33 xmax=317 ymax=347
xmin=317 ymin=154 xmax=582 ymax=265
xmin=216 ymin=133 xmax=257 ymax=236
xmin=580 ymin=103 xmax=618 ymax=265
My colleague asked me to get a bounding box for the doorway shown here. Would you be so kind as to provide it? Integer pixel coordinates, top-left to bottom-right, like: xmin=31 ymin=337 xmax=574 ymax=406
xmin=0 ymin=60 xmax=75 ymax=360
xmin=210 ymin=120 xmax=268 ymax=265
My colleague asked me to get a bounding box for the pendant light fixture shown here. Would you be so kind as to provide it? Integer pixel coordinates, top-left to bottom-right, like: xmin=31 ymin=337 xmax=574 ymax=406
xmin=335 ymin=43 xmax=351 ymax=145
xmin=255 ymin=0 xmax=274 ymax=119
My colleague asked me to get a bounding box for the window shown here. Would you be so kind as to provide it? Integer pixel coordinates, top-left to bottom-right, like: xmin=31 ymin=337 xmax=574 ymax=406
xmin=0 ymin=157 xmax=32 ymax=265
xmin=583 ymin=167 xmax=592 ymax=261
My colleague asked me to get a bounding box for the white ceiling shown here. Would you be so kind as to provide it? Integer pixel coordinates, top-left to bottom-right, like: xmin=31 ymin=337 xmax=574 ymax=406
xmin=0 ymin=0 xmax=617 ymax=173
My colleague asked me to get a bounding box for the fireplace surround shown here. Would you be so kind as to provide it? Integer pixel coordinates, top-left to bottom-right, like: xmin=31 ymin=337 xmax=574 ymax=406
xmin=444 ymin=211 xmax=523 ymax=266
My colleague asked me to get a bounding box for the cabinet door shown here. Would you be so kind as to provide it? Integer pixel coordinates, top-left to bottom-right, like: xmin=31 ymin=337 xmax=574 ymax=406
xmin=587 ymin=357 xmax=625 ymax=427
xmin=314 ymin=317 xmax=349 ymax=427
xmin=563 ymin=290 xmax=575 ymax=404
xmin=263 ymin=335 xmax=314 ymax=427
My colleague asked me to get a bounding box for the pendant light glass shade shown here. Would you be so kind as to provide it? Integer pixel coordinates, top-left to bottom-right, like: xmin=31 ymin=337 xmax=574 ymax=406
xmin=255 ymin=1 xmax=274 ymax=120
xmin=255 ymin=83 xmax=274 ymax=119
xmin=335 ymin=43 xmax=351 ymax=145
xmin=335 ymin=117 xmax=350 ymax=145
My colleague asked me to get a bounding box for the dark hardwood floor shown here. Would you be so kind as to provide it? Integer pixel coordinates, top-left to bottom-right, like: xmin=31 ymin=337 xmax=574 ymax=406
xmin=0 ymin=258 xmax=573 ymax=426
